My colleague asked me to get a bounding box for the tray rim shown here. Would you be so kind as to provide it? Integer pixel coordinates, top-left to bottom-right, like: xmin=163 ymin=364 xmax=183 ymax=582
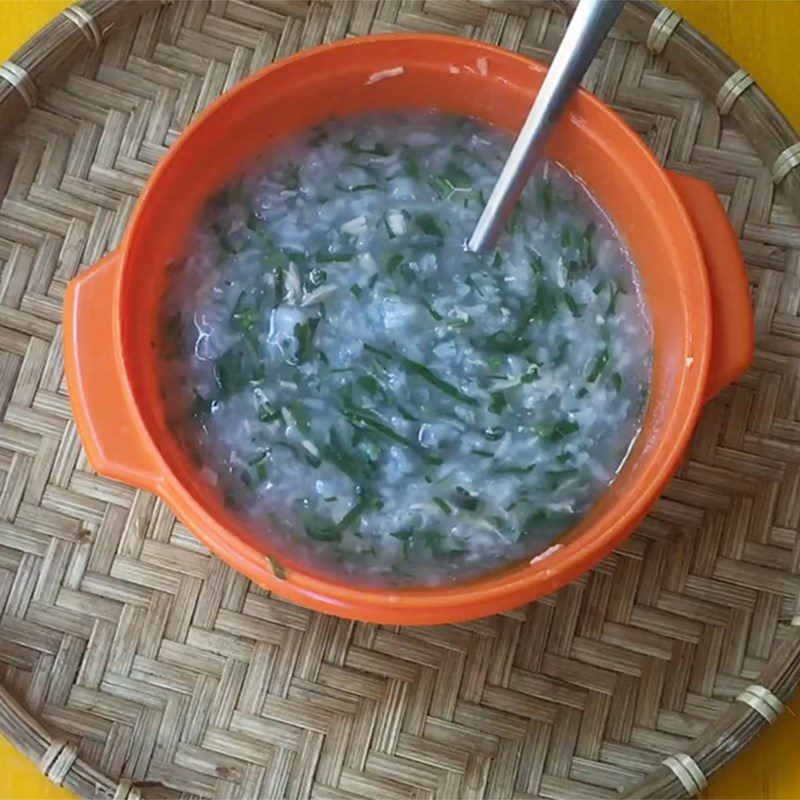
xmin=0 ymin=1 xmax=799 ymax=798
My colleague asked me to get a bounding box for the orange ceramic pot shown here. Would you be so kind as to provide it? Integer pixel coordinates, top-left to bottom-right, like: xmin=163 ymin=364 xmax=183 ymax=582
xmin=63 ymin=34 xmax=753 ymax=624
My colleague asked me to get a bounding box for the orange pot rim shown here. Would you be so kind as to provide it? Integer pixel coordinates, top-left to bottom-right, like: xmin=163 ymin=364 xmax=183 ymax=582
xmin=65 ymin=33 xmax=753 ymax=625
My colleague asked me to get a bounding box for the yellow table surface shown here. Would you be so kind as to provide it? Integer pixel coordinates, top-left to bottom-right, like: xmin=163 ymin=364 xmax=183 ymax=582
xmin=1 ymin=1 xmax=800 ymax=798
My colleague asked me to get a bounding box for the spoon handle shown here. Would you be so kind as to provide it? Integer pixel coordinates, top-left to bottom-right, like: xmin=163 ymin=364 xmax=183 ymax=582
xmin=467 ymin=0 xmax=625 ymax=253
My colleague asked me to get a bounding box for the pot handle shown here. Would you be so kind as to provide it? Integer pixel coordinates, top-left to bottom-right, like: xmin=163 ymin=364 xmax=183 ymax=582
xmin=667 ymin=172 xmax=754 ymax=402
xmin=63 ymin=251 xmax=162 ymax=493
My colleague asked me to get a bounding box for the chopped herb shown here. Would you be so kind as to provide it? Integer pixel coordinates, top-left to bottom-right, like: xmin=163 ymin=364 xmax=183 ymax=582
xmin=489 ymin=391 xmax=507 ymax=415
xmin=284 ymin=165 xmax=300 ymax=191
xmin=397 ymin=353 xmax=479 ymax=406
xmin=386 ymin=253 xmax=404 ymax=274
xmin=496 ymin=463 xmax=535 ymax=475
xmin=415 ymin=213 xmax=445 ymax=238
xmin=342 ymin=405 xmax=430 ymax=456
xmin=529 ymin=281 xmax=558 ymax=323
xmin=564 ymin=292 xmax=582 ymax=318
xmin=428 ymin=175 xmax=456 ymax=200
xmin=246 ymin=210 xmax=264 ymax=232
xmin=316 ymin=249 xmax=354 ymax=263
xmin=267 ymin=555 xmax=286 ymax=579
xmin=192 ymin=391 xmax=214 ymax=424
xmin=422 ymin=300 xmax=443 ymax=321
xmin=231 ymin=292 xmax=260 ymax=335
xmin=350 ymin=284 xmax=362 ymax=299
xmin=307 ymin=127 xmax=328 ymax=147
xmin=212 ymin=222 xmax=237 ymax=255
xmin=545 ymin=418 xmax=579 ymax=443
xmin=343 ymin=138 xmax=389 ymax=156
xmin=240 ymin=470 xmax=255 ymax=489
xmin=483 ymin=426 xmax=506 ymax=441
xmin=445 ymin=165 xmax=472 ymax=189
xmin=161 ymin=312 xmax=184 ymax=355
xmin=433 ymin=496 xmax=452 ymax=515
xmin=546 ymin=468 xmax=580 ymax=488
xmin=582 ymin=222 xmax=596 ymax=267
xmin=587 ymin=347 xmax=610 ymax=382
xmin=464 ymin=275 xmax=484 ymax=296
xmin=454 ymin=486 xmax=479 ymax=511
xmin=397 ymin=405 xmax=418 ymax=422
xmin=610 ymin=372 xmax=622 ymax=392
xmin=214 ymin=349 xmax=256 ymax=398
xmin=293 ymin=317 xmax=320 ymax=363
xmin=258 ymin=401 xmax=281 ymax=423
xmin=482 ymin=331 xmax=531 ymax=354
xmin=281 ymin=247 xmax=307 ymax=266
xmin=308 ymin=268 xmax=328 ymax=287
xmin=540 ymin=180 xmax=555 ymax=215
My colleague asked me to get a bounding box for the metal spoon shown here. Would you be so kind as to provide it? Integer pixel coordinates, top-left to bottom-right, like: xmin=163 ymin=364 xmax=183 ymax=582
xmin=467 ymin=0 xmax=624 ymax=253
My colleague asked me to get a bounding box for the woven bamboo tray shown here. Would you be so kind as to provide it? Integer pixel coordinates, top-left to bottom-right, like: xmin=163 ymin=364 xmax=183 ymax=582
xmin=0 ymin=1 xmax=799 ymax=798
